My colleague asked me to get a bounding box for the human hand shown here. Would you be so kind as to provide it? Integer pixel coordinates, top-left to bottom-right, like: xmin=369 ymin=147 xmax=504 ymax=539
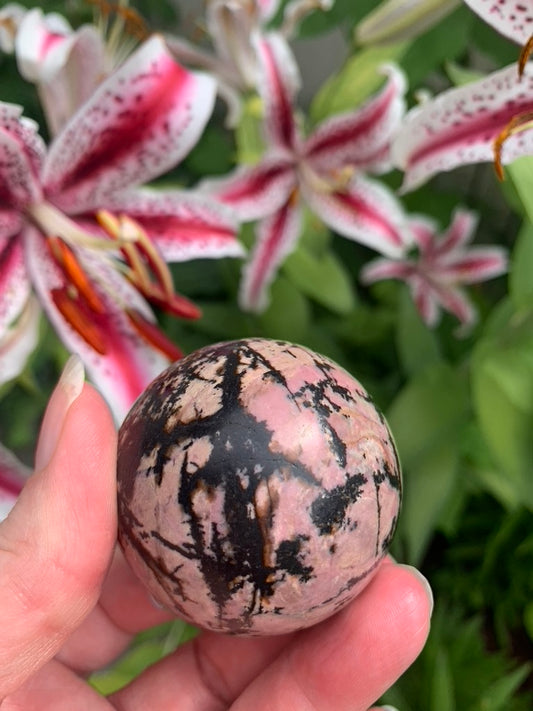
xmin=0 ymin=357 xmax=432 ymax=710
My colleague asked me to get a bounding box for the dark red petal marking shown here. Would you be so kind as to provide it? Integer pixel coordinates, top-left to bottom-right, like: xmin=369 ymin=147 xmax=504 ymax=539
xmin=332 ymin=189 xmax=404 ymax=247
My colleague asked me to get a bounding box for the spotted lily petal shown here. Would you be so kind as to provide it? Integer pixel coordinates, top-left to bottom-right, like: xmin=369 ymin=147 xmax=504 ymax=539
xmin=16 ymin=9 xmax=107 ymax=136
xmin=0 ymin=442 xmax=30 ymax=522
xmin=43 ymin=35 xmax=217 ymax=214
xmin=0 ymin=103 xmax=44 ymax=208
xmin=393 ymin=63 xmax=533 ymax=192
xmin=239 ymin=197 xmax=303 ymax=312
xmin=100 ymin=188 xmax=244 ymax=262
xmin=463 ymin=0 xmax=529 ymax=45
xmin=23 ymin=225 xmax=171 ymax=420
xmin=256 ymin=32 xmax=301 ymax=149
xmin=301 ymin=174 xmax=408 ymax=257
xmin=200 ymin=153 xmax=297 ymax=221
xmin=0 ymin=236 xmax=30 ymax=337
xmin=305 ymin=64 xmax=407 ymax=174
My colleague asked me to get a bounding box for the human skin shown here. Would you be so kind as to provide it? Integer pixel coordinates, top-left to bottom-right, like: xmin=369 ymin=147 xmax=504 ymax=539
xmin=0 ymin=359 xmax=432 ymax=710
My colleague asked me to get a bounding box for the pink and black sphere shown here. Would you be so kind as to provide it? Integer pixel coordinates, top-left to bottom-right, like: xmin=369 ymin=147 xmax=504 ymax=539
xmin=117 ymin=338 xmax=401 ymax=635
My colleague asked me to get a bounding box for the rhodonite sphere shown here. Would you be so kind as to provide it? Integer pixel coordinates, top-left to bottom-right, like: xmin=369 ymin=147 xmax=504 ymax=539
xmin=117 ymin=338 xmax=401 ymax=635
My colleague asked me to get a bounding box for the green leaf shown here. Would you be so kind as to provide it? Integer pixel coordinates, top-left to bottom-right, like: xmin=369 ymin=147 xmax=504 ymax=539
xmin=506 ymin=157 xmax=533 ymax=225
xmin=310 ymin=41 xmax=409 ymax=124
xmin=510 ymin=221 xmax=533 ymax=309
xmin=257 ymin=275 xmax=311 ymax=342
xmin=283 ymin=245 xmax=356 ymax=314
xmin=430 ymin=647 xmax=456 ymax=711
xmin=445 ymin=60 xmax=483 ymax=86
xmin=387 ymin=363 xmax=469 ymax=564
xmin=401 ymin=5 xmax=473 ymax=88
xmin=524 ymin=602 xmax=533 ymax=642
xmin=471 ymin=299 xmax=533 ymax=509
xmin=480 ymin=664 xmax=533 ymax=710
xmin=396 ymin=287 xmax=442 ymax=377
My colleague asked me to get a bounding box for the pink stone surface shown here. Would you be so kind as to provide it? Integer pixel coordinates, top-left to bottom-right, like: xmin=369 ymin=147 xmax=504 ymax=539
xmin=117 ymin=338 xmax=401 ymax=635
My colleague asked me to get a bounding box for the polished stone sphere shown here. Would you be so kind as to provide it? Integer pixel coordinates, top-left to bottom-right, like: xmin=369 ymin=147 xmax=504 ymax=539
xmin=117 ymin=338 xmax=401 ymax=635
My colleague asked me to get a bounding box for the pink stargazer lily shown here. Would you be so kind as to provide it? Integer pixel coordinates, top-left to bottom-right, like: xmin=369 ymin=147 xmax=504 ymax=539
xmin=393 ymin=0 xmax=533 ymax=191
xmin=202 ymin=34 xmax=409 ymax=312
xmin=0 ymin=35 xmax=243 ymax=420
xmin=361 ymin=208 xmax=508 ymax=329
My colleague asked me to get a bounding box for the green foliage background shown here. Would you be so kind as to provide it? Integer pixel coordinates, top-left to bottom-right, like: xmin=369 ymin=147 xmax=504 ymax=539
xmin=1 ymin=1 xmax=532 ymax=708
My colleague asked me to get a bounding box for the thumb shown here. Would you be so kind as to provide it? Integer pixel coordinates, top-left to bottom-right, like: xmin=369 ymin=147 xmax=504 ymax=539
xmin=0 ymin=356 xmax=117 ymax=698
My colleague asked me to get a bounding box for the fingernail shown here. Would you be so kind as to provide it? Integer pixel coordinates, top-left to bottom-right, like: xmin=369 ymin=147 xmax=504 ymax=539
xmin=398 ymin=564 xmax=434 ymax=617
xmin=35 ymin=355 xmax=85 ymax=470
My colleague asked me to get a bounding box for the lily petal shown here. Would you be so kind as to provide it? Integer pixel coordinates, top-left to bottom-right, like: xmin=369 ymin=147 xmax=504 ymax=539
xmin=0 ymin=294 xmax=40 ymax=386
xmin=200 ymin=153 xmax=296 ymax=220
xmin=101 ymin=188 xmax=244 ymax=261
xmin=411 ymin=275 xmax=441 ymax=326
xmin=0 ymin=103 xmax=45 ymax=208
xmin=0 ymin=102 xmax=46 ymax=182
xmin=302 ymin=174 xmax=407 ymax=257
xmin=305 ymin=64 xmax=407 ymax=174
xmin=0 ymin=236 xmax=31 ymax=336
xmin=0 ymin=210 xmax=22 ymax=241
xmin=360 ymin=257 xmax=413 ymax=284
xmin=0 ymin=442 xmax=30 ymax=522
xmin=439 ymin=246 xmax=508 ymax=283
xmin=208 ymin=1 xmax=263 ymax=88
xmin=429 ymin=281 xmax=477 ymax=326
xmin=14 ymin=8 xmax=72 ymax=82
xmin=393 ymin=63 xmax=533 ymax=192
xmin=239 ymin=196 xmax=303 ymax=312
xmin=256 ymin=32 xmax=301 ymax=149
xmin=407 ymin=214 xmax=439 ymax=251
xmin=433 ymin=207 xmax=477 ymax=256
xmin=463 ymin=0 xmax=529 ymax=45
xmin=24 ymin=225 xmax=169 ymax=421
xmin=257 ymin=0 xmax=281 ymax=23
xmin=43 ymin=36 xmax=217 ymax=214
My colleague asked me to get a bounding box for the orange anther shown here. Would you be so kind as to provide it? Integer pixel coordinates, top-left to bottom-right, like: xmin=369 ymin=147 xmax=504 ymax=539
xmin=48 ymin=236 xmax=106 ymax=314
xmin=126 ymin=308 xmax=183 ymax=361
xmin=51 ymin=288 xmax=108 ymax=355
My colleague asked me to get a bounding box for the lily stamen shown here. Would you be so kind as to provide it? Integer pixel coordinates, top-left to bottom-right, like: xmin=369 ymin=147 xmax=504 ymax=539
xmin=28 ymin=202 xmax=133 ymax=251
xmin=47 ymin=236 xmax=107 ymax=314
xmin=493 ymin=110 xmax=533 ymax=179
xmin=95 ymin=210 xmax=198 ymax=319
